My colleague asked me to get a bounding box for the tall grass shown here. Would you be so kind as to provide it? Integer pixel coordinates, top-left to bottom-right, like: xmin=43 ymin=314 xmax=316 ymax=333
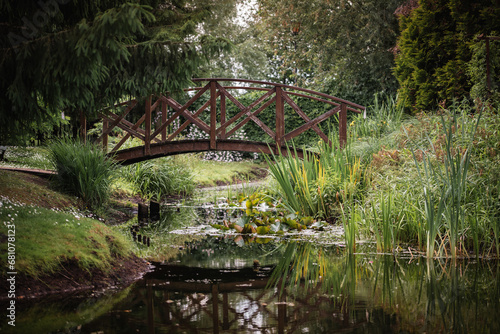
xmin=121 ymin=159 xmax=195 ymax=200
xmin=339 ymin=200 xmax=358 ymax=254
xmin=351 ymin=93 xmax=405 ymax=139
xmin=49 ymin=139 xmax=116 ymax=209
xmin=407 ymin=106 xmax=482 ymax=258
xmin=264 ymin=139 xmax=365 ymax=220
xmin=411 ymin=145 xmax=446 ymax=258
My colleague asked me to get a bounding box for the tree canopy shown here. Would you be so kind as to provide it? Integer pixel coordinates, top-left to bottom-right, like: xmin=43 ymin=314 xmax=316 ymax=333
xmin=256 ymin=0 xmax=404 ymax=105
xmin=0 ymin=0 xmax=231 ymax=143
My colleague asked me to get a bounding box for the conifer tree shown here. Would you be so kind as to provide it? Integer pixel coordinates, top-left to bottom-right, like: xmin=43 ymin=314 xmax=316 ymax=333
xmin=0 ymin=0 xmax=230 ymax=143
xmin=394 ymin=0 xmax=500 ymax=112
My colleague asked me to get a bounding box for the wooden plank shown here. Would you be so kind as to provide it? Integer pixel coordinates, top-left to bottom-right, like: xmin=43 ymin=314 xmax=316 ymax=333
xmin=101 ymin=113 xmax=145 ymax=141
xmin=161 ymin=100 xmax=167 ymax=141
xmin=281 ymin=90 xmax=329 ymax=143
xmin=284 ymin=105 xmax=340 ymax=142
xmin=167 ymin=94 xmax=217 ymax=141
xmin=97 ymin=100 xmax=137 ymax=142
xmin=165 ymin=97 xmax=211 ymax=133
xmin=212 ymin=284 xmax=220 ymax=334
xmin=210 ymin=81 xmax=217 ymax=150
xmin=112 ymin=139 xmax=306 ymax=163
xmin=102 ymin=112 xmax=161 ymax=143
xmin=145 ymin=96 xmax=151 ymax=156
xmin=192 ymin=78 xmax=366 ymax=111
xmin=218 ymin=87 xmax=275 ymax=134
xmin=150 ymin=98 xmax=161 ymax=112
xmin=339 ymin=103 xmax=347 ymax=148
xmin=224 ymin=97 xmax=276 ymax=139
xmin=220 ymin=94 xmax=226 ymax=139
xmin=275 ymin=87 xmax=284 ymax=150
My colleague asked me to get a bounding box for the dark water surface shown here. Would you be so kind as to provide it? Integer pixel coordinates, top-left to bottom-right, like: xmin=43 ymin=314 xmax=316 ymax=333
xmin=3 ymin=205 xmax=500 ymax=333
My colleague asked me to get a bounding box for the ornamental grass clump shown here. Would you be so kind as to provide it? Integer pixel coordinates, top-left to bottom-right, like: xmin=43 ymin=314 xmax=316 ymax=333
xmin=265 ymin=131 xmax=366 ymax=221
xmin=49 ymin=139 xmax=116 ymax=209
xmin=121 ymin=159 xmax=195 ymax=200
xmin=407 ymin=104 xmax=481 ymax=258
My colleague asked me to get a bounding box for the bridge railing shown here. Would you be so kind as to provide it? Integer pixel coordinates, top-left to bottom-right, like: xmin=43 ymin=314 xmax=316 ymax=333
xmin=95 ymin=78 xmax=365 ymax=162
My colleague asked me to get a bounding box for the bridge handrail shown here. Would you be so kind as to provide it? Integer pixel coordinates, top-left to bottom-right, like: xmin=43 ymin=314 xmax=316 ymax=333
xmin=190 ymin=78 xmax=366 ymax=116
xmin=91 ymin=78 xmax=366 ymax=163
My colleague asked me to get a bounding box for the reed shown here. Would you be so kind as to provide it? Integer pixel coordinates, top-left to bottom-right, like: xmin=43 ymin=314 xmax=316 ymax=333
xmin=407 ymin=107 xmax=481 ymax=258
xmin=340 ymin=201 xmax=358 ymax=254
xmin=351 ymin=93 xmax=405 ymax=139
xmin=370 ymin=192 xmax=396 ymax=253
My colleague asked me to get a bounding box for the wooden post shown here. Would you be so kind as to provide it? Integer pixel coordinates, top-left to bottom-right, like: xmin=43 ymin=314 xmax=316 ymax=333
xmin=147 ymin=284 xmax=155 ymax=334
xmin=212 ymin=284 xmax=220 ymax=334
xmin=222 ymin=292 xmax=229 ymax=330
xmin=278 ymin=288 xmax=287 ymax=334
xmin=79 ymin=110 xmax=87 ymax=144
xmin=220 ymin=94 xmax=226 ymax=140
xmin=275 ymin=87 xmax=284 ymax=154
xmin=210 ymin=81 xmax=217 ymax=150
xmin=145 ymin=95 xmax=152 ymax=156
xmin=161 ymin=99 xmax=167 ymax=141
xmin=150 ymin=200 xmax=160 ymax=221
xmin=102 ymin=118 xmax=108 ymax=152
xmin=138 ymin=203 xmax=148 ymax=222
xmin=339 ymin=103 xmax=347 ymax=148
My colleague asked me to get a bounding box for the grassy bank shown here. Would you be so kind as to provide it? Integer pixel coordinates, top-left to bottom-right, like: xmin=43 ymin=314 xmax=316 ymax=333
xmin=0 ymin=170 xmax=145 ymax=296
xmin=261 ymin=99 xmax=500 ymax=258
xmin=0 ymin=199 xmax=132 ymax=278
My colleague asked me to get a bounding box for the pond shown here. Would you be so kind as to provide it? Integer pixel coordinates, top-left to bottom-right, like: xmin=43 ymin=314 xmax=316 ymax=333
xmin=3 ymin=203 xmax=500 ymax=333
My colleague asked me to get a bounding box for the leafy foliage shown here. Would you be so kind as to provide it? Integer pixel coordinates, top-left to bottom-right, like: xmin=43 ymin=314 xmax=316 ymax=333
xmin=210 ymin=192 xmax=326 ymax=235
xmin=0 ymin=0 xmax=231 ymax=143
xmin=256 ymin=0 xmax=403 ymax=105
xmin=393 ymin=0 xmax=500 ymax=112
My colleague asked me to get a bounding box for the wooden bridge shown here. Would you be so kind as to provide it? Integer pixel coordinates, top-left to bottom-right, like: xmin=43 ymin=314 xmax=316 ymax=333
xmin=88 ymin=78 xmax=365 ymax=164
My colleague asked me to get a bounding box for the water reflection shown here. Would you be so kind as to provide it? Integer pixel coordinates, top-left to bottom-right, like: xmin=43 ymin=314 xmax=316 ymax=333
xmin=3 ymin=237 xmax=499 ymax=334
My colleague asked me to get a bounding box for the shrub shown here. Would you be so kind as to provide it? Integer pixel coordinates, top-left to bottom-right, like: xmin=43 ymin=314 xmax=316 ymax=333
xmin=49 ymin=139 xmax=116 ymax=209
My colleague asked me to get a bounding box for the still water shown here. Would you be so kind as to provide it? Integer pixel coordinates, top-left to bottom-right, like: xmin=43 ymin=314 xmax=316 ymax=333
xmin=4 ymin=204 xmax=500 ymax=333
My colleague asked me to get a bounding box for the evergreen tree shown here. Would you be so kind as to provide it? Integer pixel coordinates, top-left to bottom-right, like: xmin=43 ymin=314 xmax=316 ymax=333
xmin=0 ymin=0 xmax=230 ymax=143
xmin=394 ymin=0 xmax=500 ymax=112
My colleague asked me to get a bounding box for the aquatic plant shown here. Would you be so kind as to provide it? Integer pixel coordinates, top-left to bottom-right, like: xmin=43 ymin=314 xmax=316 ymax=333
xmin=210 ymin=192 xmax=326 ymax=235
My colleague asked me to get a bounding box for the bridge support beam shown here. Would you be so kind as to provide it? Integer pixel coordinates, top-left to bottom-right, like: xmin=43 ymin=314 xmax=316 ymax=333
xmin=210 ymin=81 xmax=217 ymax=150
xmin=79 ymin=110 xmax=87 ymax=145
xmin=275 ymin=86 xmax=284 ymax=154
xmin=339 ymin=103 xmax=347 ymax=148
xmin=145 ymin=95 xmax=152 ymax=156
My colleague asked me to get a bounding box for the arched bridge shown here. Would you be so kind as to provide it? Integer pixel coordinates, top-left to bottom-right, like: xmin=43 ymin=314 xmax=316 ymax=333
xmin=91 ymin=78 xmax=365 ymax=164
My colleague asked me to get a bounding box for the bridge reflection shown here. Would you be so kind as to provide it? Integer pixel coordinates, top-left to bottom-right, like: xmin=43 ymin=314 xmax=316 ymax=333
xmin=131 ymin=264 xmax=364 ymax=334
